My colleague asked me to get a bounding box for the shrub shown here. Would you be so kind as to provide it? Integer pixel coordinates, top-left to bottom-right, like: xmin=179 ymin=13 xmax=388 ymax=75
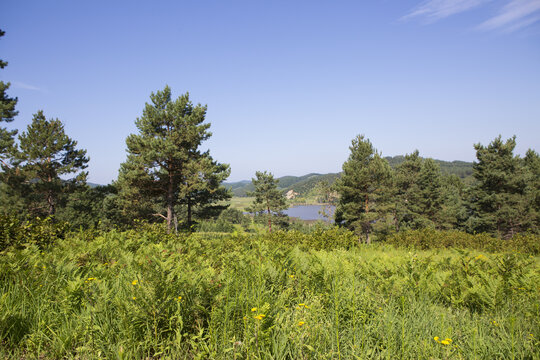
xmin=386 ymin=228 xmax=540 ymax=255
xmin=0 ymin=214 xmax=69 ymax=252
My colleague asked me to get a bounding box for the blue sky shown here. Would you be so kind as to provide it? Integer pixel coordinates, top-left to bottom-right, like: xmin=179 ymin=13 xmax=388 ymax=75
xmin=2 ymin=0 xmax=539 ymax=184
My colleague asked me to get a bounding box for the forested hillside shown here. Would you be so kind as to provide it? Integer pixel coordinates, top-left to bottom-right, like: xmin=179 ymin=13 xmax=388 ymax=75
xmin=385 ymin=156 xmax=473 ymax=178
xmin=225 ymin=173 xmax=340 ymax=197
xmin=226 ymin=157 xmax=472 ymax=197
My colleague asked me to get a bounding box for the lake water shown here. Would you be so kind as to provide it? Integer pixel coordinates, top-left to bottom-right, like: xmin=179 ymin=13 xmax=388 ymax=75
xmin=283 ymin=205 xmax=336 ymax=222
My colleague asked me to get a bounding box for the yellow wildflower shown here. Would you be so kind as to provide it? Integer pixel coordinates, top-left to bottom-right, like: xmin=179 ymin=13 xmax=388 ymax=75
xmin=177 ymin=296 xmax=182 ymax=301
xmin=434 ymin=336 xmax=452 ymax=345
xmin=87 ymin=277 xmax=95 ymax=281
xmin=132 ymin=297 xmax=136 ymax=300
xmin=132 ymin=280 xmax=138 ymax=285
xmin=298 ymin=321 xmax=305 ymax=326
xmin=251 ymin=307 xmax=258 ymax=312
xmin=254 ymin=314 xmax=266 ymax=320
xmin=289 ymin=275 xmax=295 ymax=279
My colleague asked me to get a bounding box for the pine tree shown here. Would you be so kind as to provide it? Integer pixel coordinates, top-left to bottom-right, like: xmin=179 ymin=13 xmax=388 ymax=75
xmin=392 ymin=150 xmax=423 ymax=231
xmin=523 ymin=149 xmax=540 ymax=232
xmin=177 ymin=153 xmax=231 ymax=228
xmin=17 ymin=111 xmax=89 ymax=216
xmin=0 ymin=29 xmax=18 ymax=169
xmin=416 ymin=158 xmax=444 ymax=227
xmin=334 ymin=135 xmax=392 ymax=244
xmin=439 ymin=174 xmax=467 ymax=230
xmin=247 ymin=171 xmax=287 ymax=232
xmin=117 ymin=86 xmax=228 ymax=232
xmin=467 ymin=136 xmax=534 ymax=238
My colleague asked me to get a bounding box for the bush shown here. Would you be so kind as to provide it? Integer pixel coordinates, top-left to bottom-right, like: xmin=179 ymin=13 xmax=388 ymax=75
xmin=197 ymin=218 xmax=236 ymax=233
xmin=386 ymin=228 xmax=540 ymax=255
xmin=0 ymin=214 xmax=69 ymax=252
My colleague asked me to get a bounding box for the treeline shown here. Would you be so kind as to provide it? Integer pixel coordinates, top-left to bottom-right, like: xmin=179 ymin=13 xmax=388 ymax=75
xmin=334 ymin=135 xmax=539 ymax=242
xmin=1 ymin=31 xmax=232 ymax=232
xmin=384 ymin=156 xmax=473 ymax=179
xmin=0 ymin=88 xmax=231 ymax=232
xmin=1 ymin=28 xmax=539 ymax=241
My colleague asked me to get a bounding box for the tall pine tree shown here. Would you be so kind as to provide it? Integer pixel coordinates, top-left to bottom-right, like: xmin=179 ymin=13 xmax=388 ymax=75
xmin=117 ymin=86 xmax=228 ymax=232
xmin=467 ymin=136 xmax=535 ymax=238
xmin=0 ymin=29 xmax=18 ymax=169
xmin=17 ymin=111 xmax=89 ymax=216
xmin=335 ymin=135 xmax=392 ymax=244
xmin=392 ymin=150 xmax=423 ymax=231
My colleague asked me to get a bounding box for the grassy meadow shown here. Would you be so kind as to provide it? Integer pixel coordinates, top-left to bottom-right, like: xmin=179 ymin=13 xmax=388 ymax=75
xmin=1 ymin=226 xmax=539 ymax=359
xmin=228 ymin=197 xmax=256 ymax=211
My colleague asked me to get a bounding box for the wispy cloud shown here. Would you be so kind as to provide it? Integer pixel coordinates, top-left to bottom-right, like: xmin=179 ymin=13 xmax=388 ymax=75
xmin=12 ymin=81 xmax=42 ymax=91
xmin=402 ymin=0 xmax=491 ymax=21
xmin=478 ymin=0 xmax=540 ymax=31
xmin=403 ymin=0 xmax=540 ymax=32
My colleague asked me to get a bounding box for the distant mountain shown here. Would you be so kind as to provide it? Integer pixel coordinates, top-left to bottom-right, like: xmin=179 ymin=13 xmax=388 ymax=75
xmin=384 ymin=156 xmax=473 ymax=178
xmin=225 ymin=173 xmax=340 ymax=197
xmin=226 ymin=157 xmax=474 ymax=197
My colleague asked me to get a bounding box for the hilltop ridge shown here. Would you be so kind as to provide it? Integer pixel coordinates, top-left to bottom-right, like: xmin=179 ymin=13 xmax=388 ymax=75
xmin=226 ymin=156 xmax=474 ymax=197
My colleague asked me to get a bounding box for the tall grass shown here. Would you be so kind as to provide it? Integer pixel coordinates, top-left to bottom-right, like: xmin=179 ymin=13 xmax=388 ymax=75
xmin=1 ymin=226 xmax=539 ymax=358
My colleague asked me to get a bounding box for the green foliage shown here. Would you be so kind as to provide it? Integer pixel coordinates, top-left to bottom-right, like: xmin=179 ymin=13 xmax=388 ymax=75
xmin=253 ymin=212 xmax=290 ymax=231
xmin=178 ymin=155 xmax=232 ymax=227
xmin=385 ymin=155 xmax=474 ymax=179
xmin=55 ymin=184 xmax=117 ymax=230
xmin=0 ymin=227 xmax=538 ymax=358
xmin=0 ymin=214 xmax=69 ymax=251
xmin=386 ymin=228 xmax=540 ymax=254
xmin=0 ymin=29 xmax=18 ymax=167
xmin=335 ymin=135 xmax=392 ymax=243
xmin=15 ymin=111 xmax=89 ymax=217
xmin=467 ymin=136 xmax=538 ymax=237
xmin=392 ymin=152 xmax=447 ymax=230
xmin=117 ymin=86 xmax=228 ymax=232
xmin=196 ymin=218 xmax=236 ymax=233
xmin=227 ymin=173 xmax=340 ymax=198
xmin=248 ymin=171 xmax=288 ymax=232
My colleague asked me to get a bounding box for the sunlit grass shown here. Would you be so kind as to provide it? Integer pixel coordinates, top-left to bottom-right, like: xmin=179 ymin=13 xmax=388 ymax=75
xmin=1 ymin=228 xmax=539 ymax=358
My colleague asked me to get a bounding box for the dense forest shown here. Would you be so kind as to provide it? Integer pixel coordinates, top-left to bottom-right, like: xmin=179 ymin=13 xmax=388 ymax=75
xmin=1 ymin=29 xmax=539 ymax=359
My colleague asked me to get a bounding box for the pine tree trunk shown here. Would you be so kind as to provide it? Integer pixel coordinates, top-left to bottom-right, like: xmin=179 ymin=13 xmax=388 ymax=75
xmin=166 ymin=173 xmax=174 ymax=234
xmin=187 ymin=200 xmax=193 ymax=231
xmin=47 ymin=189 xmax=55 ymax=216
xmin=365 ymin=194 xmax=370 ymax=244
xmin=47 ymin=172 xmax=55 ymax=216
xmin=267 ymin=205 xmax=272 ymax=233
